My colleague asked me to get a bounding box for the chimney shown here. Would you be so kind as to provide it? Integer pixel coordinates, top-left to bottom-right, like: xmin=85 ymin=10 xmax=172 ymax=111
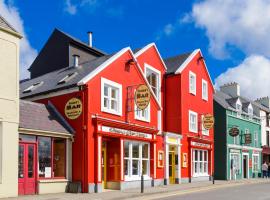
xmin=255 ymin=97 xmax=270 ymax=108
xmin=87 ymin=31 xmax=93 ymax=47
xmin=73 ymin=54 xmax=80 ymax=67
xmin=220 ymin=82 xmax=240 ymax=97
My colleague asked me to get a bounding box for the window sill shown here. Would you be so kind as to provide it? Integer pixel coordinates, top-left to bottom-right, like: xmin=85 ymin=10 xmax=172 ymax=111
xmin=38 ymin=178 xmax=69 ymax=183
xmin=101 ymin=108 xmax=122 ymax=116
xmin=189 ymin=129 xmax=198 ymax=134
xmin=189 ymin=91 xmax=196 ymax=96
xmin=202 ymin=98 xmax=208 ymax=102
xmin=135 ymin=117 xmax=150 ymax=123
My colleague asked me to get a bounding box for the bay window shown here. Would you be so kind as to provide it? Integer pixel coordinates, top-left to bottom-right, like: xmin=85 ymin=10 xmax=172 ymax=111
xmin=101 ymin=78 xmax=122 ymax=115
xmin=192 ymin=149 xmax=208 ymax=176
xmin=124 ymin=141 xmax=150 ymax=180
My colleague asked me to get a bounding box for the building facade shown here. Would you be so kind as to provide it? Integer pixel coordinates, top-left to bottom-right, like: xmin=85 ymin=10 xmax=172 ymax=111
xmin=214 ymin=83 xmax=262 ymax=180
xmin=20 ymin=35 xmax=167 ymax=193
xmin=0 ymin=15 xmax=21 ymax=198
xmin=164 ymin=49 xmax=215 ymax=183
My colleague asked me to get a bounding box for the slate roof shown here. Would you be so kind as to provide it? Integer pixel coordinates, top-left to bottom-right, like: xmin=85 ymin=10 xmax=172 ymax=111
xmin=20 ymin=54 xmax=114 ymax=98
xmin=0 ymin=15 xmax=18 ymax=33
xmin=20 ymin=100 xmax=74 ymax=134
xmin=164 ymin=52 xmax=192 ymax=74
xmin=214 ymin=90 xmax=264 ymax=117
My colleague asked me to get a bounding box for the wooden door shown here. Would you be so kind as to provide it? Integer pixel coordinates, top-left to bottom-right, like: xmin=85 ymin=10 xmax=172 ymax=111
xmin=169 ymin=152 xmax=175 ymax=184
xmin=18 ymin=143 xmax=36 ymax=195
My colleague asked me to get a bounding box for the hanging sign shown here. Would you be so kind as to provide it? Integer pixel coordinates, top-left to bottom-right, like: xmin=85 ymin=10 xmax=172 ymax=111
xmin=245 ymin=134 xmax=252 ymax=144
xmin=229 ymin=127 xmax=240 ymax=137
xmin=202 ymin=114 xmax=215 ymax=130
xmin=135 ymin=84 xmax=151 ymax=110
xmin=64 ymin=98 xmax=82 ymax=120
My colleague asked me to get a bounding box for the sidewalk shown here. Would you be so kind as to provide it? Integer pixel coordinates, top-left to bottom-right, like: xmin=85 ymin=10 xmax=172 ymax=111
xmin=5 ymin=179 xmax=270 ymax=200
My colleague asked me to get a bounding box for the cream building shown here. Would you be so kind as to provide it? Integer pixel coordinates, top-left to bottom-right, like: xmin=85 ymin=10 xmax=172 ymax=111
xmin=0 ymin=15 xmax=22 ymax=197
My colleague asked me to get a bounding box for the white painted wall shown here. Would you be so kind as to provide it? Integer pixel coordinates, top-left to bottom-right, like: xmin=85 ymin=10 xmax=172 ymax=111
xmin=260 ymin=110 xmax=270 ymax=146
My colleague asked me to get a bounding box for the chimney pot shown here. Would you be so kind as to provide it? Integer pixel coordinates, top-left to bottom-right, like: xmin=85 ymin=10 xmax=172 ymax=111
xmin=73 ymin=54 xmax=80 ymax=67
xmin=87 ymin=31 xmax=93 ymax=47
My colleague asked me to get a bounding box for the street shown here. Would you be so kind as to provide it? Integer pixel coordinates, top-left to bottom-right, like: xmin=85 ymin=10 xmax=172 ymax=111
xmin=158 ymin=182 xmax=270 ymax=200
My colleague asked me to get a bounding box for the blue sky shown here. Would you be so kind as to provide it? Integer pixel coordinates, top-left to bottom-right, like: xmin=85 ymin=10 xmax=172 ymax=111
xmin=1 ymin=0 xmax=270 ymax=99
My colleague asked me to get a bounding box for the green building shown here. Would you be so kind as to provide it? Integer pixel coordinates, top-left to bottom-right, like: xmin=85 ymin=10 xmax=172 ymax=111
xmin=214 ymin=83 xmax=262 ymax=180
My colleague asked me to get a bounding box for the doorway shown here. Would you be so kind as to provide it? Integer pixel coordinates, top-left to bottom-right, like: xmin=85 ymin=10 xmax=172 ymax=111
xmin=243 ymin=154 xmax=248 ymax=178
xmin=102 ymin=142 xmax=107 ymax=189
xmin=169 ymin=151 xmax=175 ymax=184
xmin=18 ymin=143 xmax=37 ymax=195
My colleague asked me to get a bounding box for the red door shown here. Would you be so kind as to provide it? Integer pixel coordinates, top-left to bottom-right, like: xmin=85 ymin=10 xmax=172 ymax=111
xmin=18 ymin=143 xmax=37 ymax=195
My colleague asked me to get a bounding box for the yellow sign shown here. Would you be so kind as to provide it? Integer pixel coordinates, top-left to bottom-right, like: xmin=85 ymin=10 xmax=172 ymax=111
xmin=203 ymin=114 xmax=215 ymax=130
xmin=135 ymin=84 xmax=151 ymax=110
xmin=65 ymin=98 xmax=82 ymax=120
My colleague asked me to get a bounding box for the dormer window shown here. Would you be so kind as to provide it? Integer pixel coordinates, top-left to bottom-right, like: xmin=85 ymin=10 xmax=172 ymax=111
xmin=58 ymin=72 xmax=78 ymax=85
xmin=236 ymin=99 xmax=242 ymax=117
xmin=23 ymin=82 xmax=43 ymax=93
xmin=145 ymin=63 xmax=161 ymax=102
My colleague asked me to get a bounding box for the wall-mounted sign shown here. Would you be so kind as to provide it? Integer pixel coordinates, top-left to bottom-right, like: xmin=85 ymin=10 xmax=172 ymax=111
xmin=135 ymin=84 xmax=150 ymax=110
xmin=191 ymin=141 xmax=211 ymax=149
xmin=101 ymin=126 xmax=152 ymax=139
xmin=157 ymin=151 xmax=164 ymax=168
xmin=244 ymin=134 xmax=252 ymax=144
xmin=229 ymin=127 xmax=240 ymax=137
xmin=64 ymin=98 xmax=82 ymax=120
xmin=202 ymin=114 xmax=215 ymax=130
xmin=182 ymin=153 xmax=188 ymax=168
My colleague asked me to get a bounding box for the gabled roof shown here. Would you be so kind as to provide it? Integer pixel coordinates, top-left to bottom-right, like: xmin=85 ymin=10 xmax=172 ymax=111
xmin=133 ymin=43 xmax=167 ymax=70
xmin=164 ymin=52 xmax=192 ymax=74
xmin=214 ymin=90 xmax=262 ymax=117
xmin=19 ymin=100 xmax=74 ymax=134
xmin=20 ymin=54 xmax=114 ymax=98
xmin=0 ymin=15 xmax=21 ymax=38
xmin=164 ymin=49 xmax=214 ymax=90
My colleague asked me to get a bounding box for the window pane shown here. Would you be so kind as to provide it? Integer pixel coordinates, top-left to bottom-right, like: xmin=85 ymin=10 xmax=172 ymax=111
xmin=142 ymin=144 xmax=148 ymax=159
xmin=124 ymin=159 xmax=129 ymax=175
xmin=53 ymin=138 xmax=66 ymax=177
xmin=111 ymin=100 xmax=117 ymax=111
xmin=38 ymin=137 xmax=52 ymax=178
xmin=142 ymin=160 xmax=148 ymax=175
xmin=199 ymin=151 xmax=203 ymax=161
xmin=132 ymin=143 xmax=139 ymax=158
xmin=132 ymin=160 xmax=139 ymax=175
xmin=111 ymin=88 xmax=117 ymax=98
xmin=124 ymin=142 xmax=129 ymax=158
xmin=28 ymin=145 xmax=34 ymax=178
xmin=19 ymin=134 xmax=36 ymax=142
xmin=103 ymin=98 xmax=108 ymax=108
xmin=18 ymin=145 xmax=24 ymax=178
xmin=200 ymin=162 xmax=203 ymax=173
xmin=195 ymin=150 xmax=198 ymax=161
xmin=104 ymin=86 xmax=108 ymax=96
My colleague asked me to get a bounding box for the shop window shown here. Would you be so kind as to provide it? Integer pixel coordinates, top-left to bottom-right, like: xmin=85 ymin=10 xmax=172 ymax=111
xmin=252 ymin=154 xmax=260 ymax=172
xmin=124 ymin=141 xmax=150 ymax=180
xmin=135 ymin=103 xmax=150 ymax=122
xmin=101 ymin=78 xmax=122 ymax=116
xmin=38 ymin=137 xmax=52 ymax=178
xmin=145 ymin=64 xmax=161 ymax=101
xmin=201 ymin=115 xmax=209 ymax=136
xmin=189 ymin=110 xmax=198 ymax=133
xmin=53 ymin=138 xmax=66 ymax=177
xmin=192 ymin=149 xmax=208 ymax=177
xmin=230 ymin=153 xmax=240 ymax=174
xmin=189 ymin=71 xmax=196 ymax=95
xmin=202 ymin=79 xmax=208 ymax=101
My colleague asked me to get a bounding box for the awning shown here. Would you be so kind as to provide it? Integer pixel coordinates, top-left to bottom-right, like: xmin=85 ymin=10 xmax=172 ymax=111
xmin=262 ymin=146 xmax=270 ymax=155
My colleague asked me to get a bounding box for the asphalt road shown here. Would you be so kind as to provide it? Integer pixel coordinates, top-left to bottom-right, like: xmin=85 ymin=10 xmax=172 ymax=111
xmin=158 ymin=182 xmax=270 ymax=200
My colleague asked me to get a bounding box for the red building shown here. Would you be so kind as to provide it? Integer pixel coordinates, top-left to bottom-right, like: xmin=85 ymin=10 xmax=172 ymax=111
xmin=164 ymin=49 xmax=215 ymax=183
xmin=20 ymin=41 xmax=166 ymax=193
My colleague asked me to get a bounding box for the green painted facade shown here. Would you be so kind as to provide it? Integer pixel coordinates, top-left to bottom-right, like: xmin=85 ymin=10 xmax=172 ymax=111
xmin=214 ymin=101 xmax=262 ymax=180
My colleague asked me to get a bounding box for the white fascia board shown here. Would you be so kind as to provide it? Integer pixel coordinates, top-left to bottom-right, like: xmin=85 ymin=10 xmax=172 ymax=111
xmin=175 ymin=49 xmax=214 ymax=90
xmin=134 ymin=42 xmax=167 ymax=70
xmin=77 ymin=47 xmax=130 ymax=85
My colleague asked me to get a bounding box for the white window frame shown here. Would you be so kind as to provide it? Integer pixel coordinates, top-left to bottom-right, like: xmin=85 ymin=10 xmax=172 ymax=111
xmin=236 ymin=99 xmax=242 ymax=118
xmin=252 ymin=154 xmax=260 ymax=173
xmin=101 ymin=77 xmax=122 ymax=116
xmin=202 ymin=79 xmax=208 ymax=101
xmin=201 ymin=115 xmax=209 ymax=136
xmin=192 ymin=149 xmax=209 ymax=177
xmin=124 ymin=141 xmax=150 ymax=181
xmin=254 ymin=131 xmax=258 ymax=147
xmin=189 ymin=71 xmax=196 ymax=95
xmin=248 ymin=104 xmax=253 ymax=120
xmin=189 ymin=110 xmax=198 ymax=133
xmin=144 ymin=63 xmax=161 ymax=103
xmin=134 ymin=102 xmax=150 ymax=122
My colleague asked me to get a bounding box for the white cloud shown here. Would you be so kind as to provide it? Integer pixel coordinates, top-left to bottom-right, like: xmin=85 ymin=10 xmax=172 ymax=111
xmin=215 ymin=55 xmax=270 ymax=99
xmin=64 ymin=0 xmax=77 ymax=15
xmin=0 ymin=0 xmax=37 ymax=80
xmin=190 ymin=0 xmax=270 ymax=59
